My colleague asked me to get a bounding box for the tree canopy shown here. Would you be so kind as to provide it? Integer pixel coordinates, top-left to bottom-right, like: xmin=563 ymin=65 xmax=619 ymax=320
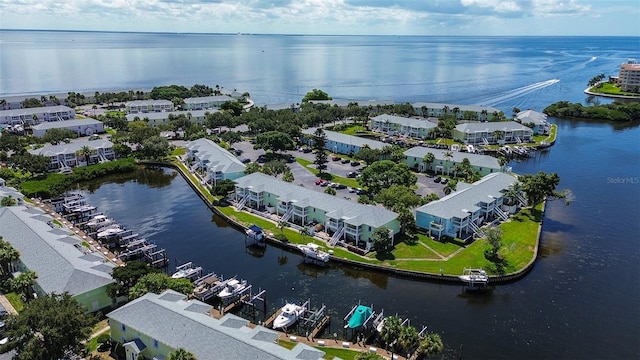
xmin=302 ymin=89 xmax=332 ymax=103
xmin=108 ymin=260 xmax=158 ymax=299
xmin=519 ymin=171 xmax=570 ymax=207
xmin=254 ymin=131 xmax=295 ymax=153
xmin=5 ymin=292 xmax=94 ymax=360
xmin=358 ymin=160 xmax=417 ymax=195
xmin=372 ymin=226 xmax=392 ymax=253
xmin=544 ymin=100 xmax=640 ymax=122
xmin=128 ymin=272 xmax=194 ymax=300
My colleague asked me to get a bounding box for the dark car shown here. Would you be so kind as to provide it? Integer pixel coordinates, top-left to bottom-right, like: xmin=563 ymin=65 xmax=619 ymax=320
xmin=350 ymin=161 xmax=360 ymax=167
xmin=335 ymin=184 xmax=347 ymax=190
xmin=285 ymin=155 xmax=295 ymax=163
xmin=434 ymin=176 xmax=442 ymax=183
xmin=234 ymin=149 xmax=243 ymax=156
xmin=301 ymin=147 xmax=312 ymax=153
xmin=441 ymin=178 xmax=449 ymax=185
xmin=341 ymin=159 xmax=350 ymax=164
xmin=356 ymin=188 xmax=367 ymax=195
xmin=332 ymin=155 xmax=341 ymax=161
xmin=257 ymin=155 xmax=267 ymax=163
xmin=347 ymin=171 xmax=359 ymax=178
xmin=239 ymin=157 xmax=251 ymax=164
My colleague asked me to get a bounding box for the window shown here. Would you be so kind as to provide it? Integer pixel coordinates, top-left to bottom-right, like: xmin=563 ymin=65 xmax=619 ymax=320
xmin=153 ymin=339 xmax=159 ymax=349
xmin=121 ymin=323 xmax=126 ymax=332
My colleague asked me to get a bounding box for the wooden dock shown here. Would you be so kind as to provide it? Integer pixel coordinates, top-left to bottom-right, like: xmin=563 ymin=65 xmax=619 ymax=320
xmin=309 ymin=315 xmax=330 ymax=339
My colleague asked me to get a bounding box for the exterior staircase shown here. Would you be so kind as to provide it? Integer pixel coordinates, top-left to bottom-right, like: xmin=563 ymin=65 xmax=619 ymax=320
xmin=482 ymin=137 xmax=489 ymax=146
xmin=235 ymin=192 xmax=250 ymax=210
xmin=494 ymin=207 xmax=509 ymax=221
xmin=280 ymin=206 xmax=294 ymax=223
xmin=330 ymin=225 xmax=345 ymax=246
xmin=516 ymin=193 xmax=528 ymax=207
xmin=468 ymin=221 xmax=486 ymax=238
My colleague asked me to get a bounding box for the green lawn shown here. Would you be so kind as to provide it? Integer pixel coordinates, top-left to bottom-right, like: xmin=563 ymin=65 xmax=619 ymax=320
xmin=5 ymin=292 xmax=25 ymax=312
xmin=417 ymin=234 xmax=462 ymax=258
xmin=392 ymin=240 xmax=441 ymax=260
xmin=590 ymin=83 xmax=640 ymax=97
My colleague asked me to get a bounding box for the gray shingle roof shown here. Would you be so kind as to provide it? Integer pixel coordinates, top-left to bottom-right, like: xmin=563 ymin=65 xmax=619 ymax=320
xmin=31 ymin=118 xmax=103 ymax=130
xmin=455 ymin=121 xmax=532 ymax=133
xmin=125 ymin=109 xmax=216 ymax=121
xmin=187 ymin=138 xmax=246 ymax=174
xmin=183 ymin=95 xmax=234 ymax=103
xmin=301 ymin=128 xmax=387 ymax=150
xmin=0 ymin=206 xmax=114 ymax=295
xmin=125 ymin=100 xmax=172 ymax=106
xmin=235 ymin=173 xmax=397 ymax=227
xmin=28 ymin=140 xmax=113 ymax=156
xmin=416 ymin=172 xmax=517 ymax=219
xmin=516 ymin=110 xmax=548 ymax=125
xmin=403 ymin=146 xmax=501 ymax=170
xmin=0 ymin=105 xmax=74 ymax=117
xmin=107 ymin=290 xmax=324 ymax=360
xmin=371 ymin=114 xmax=437 ymax=129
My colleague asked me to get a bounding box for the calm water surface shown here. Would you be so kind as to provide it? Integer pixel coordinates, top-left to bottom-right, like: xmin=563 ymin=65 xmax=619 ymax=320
xmin=3 ymin=31 xmax=639 ymax=358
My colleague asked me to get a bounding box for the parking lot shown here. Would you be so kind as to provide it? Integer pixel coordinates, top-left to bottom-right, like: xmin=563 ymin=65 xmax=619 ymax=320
xmin=230 ymin=140 xmax=446 ymax=201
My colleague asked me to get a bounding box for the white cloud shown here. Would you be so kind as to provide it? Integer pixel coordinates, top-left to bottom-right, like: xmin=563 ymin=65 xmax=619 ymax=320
xmin=460 ymin=0 xmax=522 ymax=13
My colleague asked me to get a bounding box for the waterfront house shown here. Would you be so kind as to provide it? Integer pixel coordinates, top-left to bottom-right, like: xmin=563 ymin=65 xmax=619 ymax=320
xmin=301 ymin=128 xmax=387 ymax=156
xmin=412 ymin=102 xmax=500 ymax=121
xmin=234 ymin=172 xmax=399 ymax=250
xmin=403 ymin=147 xmax=502 ymax=176
xmin=370 ymin=114 xmax=437 ymax=139
xmin=125 ymin=100 xmax=174 ymax=114
xmin=0 ymin=205 xmax=115 ymax=312
xmin=29 ymin=140 xmax=116 ymax=171
xmin=415 ymin=172 xmax=520 ymax=240
xmin=453 ymin=121 xmax=533 ymax=145
xmin=0 ymin=105 xmax=76 ymax=125
xmin=186 ymin=138 xmax=246 ymax=185
xmin=32 ymin=118 xmax=105 ymax=137
xmin=515 ymin=110 xmax=550 ymax=135
xmin=107 ymin=290 xmax=325 ymax=360
xmin=126 ymin=109 xmax=213 ymax=128
xmin=183 ymin=95 xmax=235 ymax=110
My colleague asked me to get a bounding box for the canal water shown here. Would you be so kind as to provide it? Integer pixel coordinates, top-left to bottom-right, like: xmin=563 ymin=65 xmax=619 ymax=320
xmin=79 ymin=117 xmax=640 ymax=359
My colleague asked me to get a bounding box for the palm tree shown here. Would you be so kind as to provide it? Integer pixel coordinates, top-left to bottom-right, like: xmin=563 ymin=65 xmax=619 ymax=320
xmin=300 ymin=227 xmax=310 ymax=242
xmin=418 ymin=333 xmax=444 ymax=358
xmin=11 ymin=270 xmax=38 ymax=301
xmin=452 ymin=107 xmax=460 ymax=119
xmin=504 ymin=182 xmax=522 ymax=206
xmin=493 ymin=130 xmax=505 ymax=143
xmin=422 ymin=152 xmax=435 ymax=173
xmin=443 ymin=180 xmax=457 ymax=195
xmin=278 ymin=220 xmax=288 ymax=234
xmin=398 ymin=325 xmax=420 ymax=354
xmin=0 ymin=238 xmax=20 ymax=276
xmin=77 ymin=145 xmax=95 ymax=165
xmin=443 ymin=151 xmax=453 ymax=175
xmin=380 ymin=315 xmax=402 ymax=350
xmin=168 ymin=348 xmax=196 ymax=360
xmin=480 ymin=109 xmax=488 ymax=121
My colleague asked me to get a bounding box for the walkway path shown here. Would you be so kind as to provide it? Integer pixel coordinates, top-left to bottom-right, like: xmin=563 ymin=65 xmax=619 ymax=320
xmin=0 ymin=294 xmax=18 ymax=315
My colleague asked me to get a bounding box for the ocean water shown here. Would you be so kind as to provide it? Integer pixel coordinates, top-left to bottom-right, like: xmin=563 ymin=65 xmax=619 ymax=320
xmin=3 ymin=31 xmax=640 ymax=358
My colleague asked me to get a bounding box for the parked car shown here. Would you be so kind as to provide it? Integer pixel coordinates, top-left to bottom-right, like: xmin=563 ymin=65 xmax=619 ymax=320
xmin=335 ymin=184 xmax=347 ymax=190
xmin=356 ymin=188 xmax=367 ymax=195
xmin=441 ymin=178 xmax=449 ymax=184
xmin=332 ymin=155 xmax=341 ymax=161
xmin=341 ymin=159 xmax=350 ymax=164
xmin=285 ymin=155 xmax=295 ymax=163
xmin=234 ymin=149 xmax=243 ymax=156
xmin=301 ymin=147 xmax=312 ymax=153
xmin=320 ymin=180 xmax=329 ymax=187
xmin=434 ymin=176 xmax=442 ymax=183
xmin=315 ymin=178 xmax=324 ymax=185
xmin=347 ymin=171 xmax=359 ymax=178
xmin=350 ymin=161 xmax=360 ymax=167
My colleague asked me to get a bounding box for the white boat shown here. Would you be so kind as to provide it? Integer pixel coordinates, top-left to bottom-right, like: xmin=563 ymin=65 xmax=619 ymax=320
xmin=97 ymin=224 xmax=124 ymax=238
xmin=218 ymin=279 xmax=248 ymax=299
xmin=272 ymin=303 xmax=306 ymax=329
xmin=86 ymin=215 xmax=113 ymax=228
xmin=297 ymin=243 xmax=330 ymax=263
xmin=171 ymin=262 xmax=202 ymax=280
xmin=459 ymin=268 xmax=489 ymax=285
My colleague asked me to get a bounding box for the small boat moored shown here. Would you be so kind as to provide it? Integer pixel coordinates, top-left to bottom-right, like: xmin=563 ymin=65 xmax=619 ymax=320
xmin=345 ymin=305 xmax=373 ymax=329
xmin=218 ymin=279 xmax=248 ymax=299
xmin=86 ymin=214 xmax=114 ymax=229
xmin=272 ymin=303 xmax=306 ymax=330
xmin=459 ymin=268 xmax=489 ymax=287
xmin=297 ymin=243 xmax=330 ymax=263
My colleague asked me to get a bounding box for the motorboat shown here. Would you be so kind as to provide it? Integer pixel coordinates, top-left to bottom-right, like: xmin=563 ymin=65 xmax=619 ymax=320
xmin=272 ymin=303 xmax=306 ymax=329
xmin=171 ymin=262 xmax=202 ymax=280
xmin=246 ymin=224 xmax=264 ymax=241
xmin=218 ymin=279 xmax=248 ymax=299
xmin=297 ymin=243 xmax=330 ymax=263
xmin=459 ymin=268 xmax=489 ymax=285
xmin=86 ymin=215 xmax=113 ymax=229
xmin=345 ymin=305 xmax=373 ymax=329
xmin=97 ymin=224 xmax=124 ymax=239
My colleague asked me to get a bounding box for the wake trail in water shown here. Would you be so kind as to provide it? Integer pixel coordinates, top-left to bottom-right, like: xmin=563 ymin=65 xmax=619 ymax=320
xmin=475 ymin=79 xmax=560 ymax=107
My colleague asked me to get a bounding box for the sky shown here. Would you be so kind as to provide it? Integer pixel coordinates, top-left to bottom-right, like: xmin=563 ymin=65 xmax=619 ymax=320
xmin=0 ymin=0 xmax=638 ymax=36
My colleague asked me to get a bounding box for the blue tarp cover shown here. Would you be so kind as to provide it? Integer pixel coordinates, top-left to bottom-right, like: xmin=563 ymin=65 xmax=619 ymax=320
xmin=347 ymin=305 xmax=372 ymax=329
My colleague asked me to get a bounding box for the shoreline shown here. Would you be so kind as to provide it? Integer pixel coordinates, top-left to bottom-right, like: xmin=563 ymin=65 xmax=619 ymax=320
xmin=147 ymin=159 xmax=544 ymax=284
xmin=583 ymin=86 xmax=640 ymax=100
